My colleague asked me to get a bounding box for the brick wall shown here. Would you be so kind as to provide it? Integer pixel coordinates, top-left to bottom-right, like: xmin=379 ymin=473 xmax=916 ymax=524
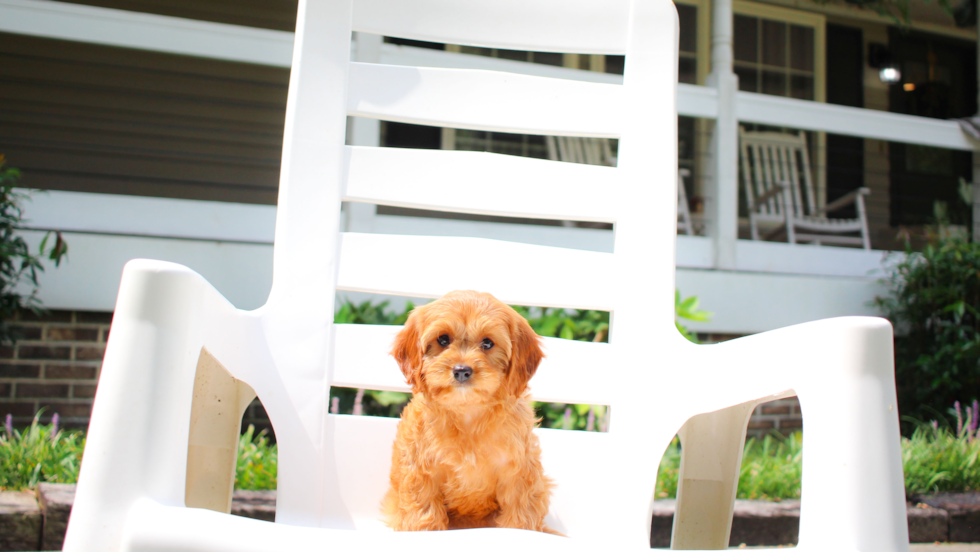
xmin=0 ymin=310 xmax=110 ymax=430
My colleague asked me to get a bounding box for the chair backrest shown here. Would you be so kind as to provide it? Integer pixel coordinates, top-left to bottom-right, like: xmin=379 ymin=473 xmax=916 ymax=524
xmin=738 ymin=127 xmax=816 ymax=218
xmin=252 ymin=0 xmax=681 ymax=545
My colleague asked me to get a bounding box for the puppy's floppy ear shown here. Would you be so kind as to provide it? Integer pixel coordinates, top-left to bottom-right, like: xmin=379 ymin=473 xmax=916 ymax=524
xmin=391 ymin=308 xmax=425 ymax=390
xmin=507 ymin=310 xmax=544 ymax=396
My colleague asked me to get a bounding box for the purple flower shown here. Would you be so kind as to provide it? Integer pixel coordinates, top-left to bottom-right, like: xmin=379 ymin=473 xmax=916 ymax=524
xmin=955 ymin=401 xmax=963 ymax=436
xmin=971 ymin=401 xmax=979 ymax=435
xmin=51 ymin=413 xmax=59 ymax=439
xmin=4 ymin=413 xmax=11 ymax=438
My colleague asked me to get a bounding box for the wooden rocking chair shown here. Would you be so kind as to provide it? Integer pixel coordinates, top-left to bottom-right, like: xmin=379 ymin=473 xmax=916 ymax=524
xmin=546 ymin=136 xmax=695 ymax=235
xmin=738 ymin=127 xmax=871 ymax=249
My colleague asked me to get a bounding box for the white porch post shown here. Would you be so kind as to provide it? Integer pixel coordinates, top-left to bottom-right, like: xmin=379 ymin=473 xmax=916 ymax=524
xmin=705 ymin=0 xmax=740 ymax=268
xmin=345 ymin=32 xmax=382 ymax=233
xmin=974 ymin=9 xmax=980 ymax=243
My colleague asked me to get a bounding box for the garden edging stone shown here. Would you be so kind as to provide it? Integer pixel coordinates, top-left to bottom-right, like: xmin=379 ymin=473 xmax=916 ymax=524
xmin=0 ymin=487 xmax=975 ymax=550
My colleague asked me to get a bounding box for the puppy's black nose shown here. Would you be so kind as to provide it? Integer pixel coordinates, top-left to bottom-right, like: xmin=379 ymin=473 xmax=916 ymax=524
xmin=453 ymin=365 xmax=473 ymax=383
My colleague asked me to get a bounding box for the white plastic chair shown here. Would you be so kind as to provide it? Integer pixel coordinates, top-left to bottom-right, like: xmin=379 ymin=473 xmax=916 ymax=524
xmin=739 ymin=127 xmax=872 ymax=249
xmin=64 ymin=0 xmax=908 ymax=551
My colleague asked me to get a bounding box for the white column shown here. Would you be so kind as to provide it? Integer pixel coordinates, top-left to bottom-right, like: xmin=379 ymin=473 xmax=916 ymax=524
xmin=705 ymin=0 xmax=739 ymax=269
xmin=974 ymin=11 xmax=980 ymax=243
xmin=345 ymin=32 xmax=383 ymax=233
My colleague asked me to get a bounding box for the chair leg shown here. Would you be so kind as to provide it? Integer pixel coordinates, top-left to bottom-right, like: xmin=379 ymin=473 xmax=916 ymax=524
xmin=856 ymin=193 xmax=871 ymax=250
xmin=781 ymin=187 xmax=797 ymax=245
xmin=185 ymin=348 xmax=257 ymax=514
xmin=671 ymin=401 xmax=758 ymax=550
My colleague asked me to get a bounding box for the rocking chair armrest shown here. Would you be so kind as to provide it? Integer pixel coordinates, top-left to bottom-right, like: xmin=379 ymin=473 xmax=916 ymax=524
xmin=813 ymin=187 xmax=870 ymax=217
xmin=750 ymin=181 xmax=789 ymax=212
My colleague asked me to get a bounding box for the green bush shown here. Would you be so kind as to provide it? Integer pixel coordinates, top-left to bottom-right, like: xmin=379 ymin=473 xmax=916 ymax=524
xmin=0 ymin=155 xmax=68 ymax=345
xmin=0 ymin=413 xmax=85 ymax=491
xmin=655 ymin=433 xmax=803 ymax=500
xmin=903 ymin=401 xmax=980 ymax=494
xmin=330 ymin=292 xmax=711 ymax=430
xmin=874 ymin=236 xmax=980 ymax=424
xmin=235 ymin=425 xmax=278 ymax=491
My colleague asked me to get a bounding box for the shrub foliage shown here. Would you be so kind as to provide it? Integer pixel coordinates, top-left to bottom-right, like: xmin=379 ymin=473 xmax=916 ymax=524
xmin=875 ymin=237 xmax=980 ymax=424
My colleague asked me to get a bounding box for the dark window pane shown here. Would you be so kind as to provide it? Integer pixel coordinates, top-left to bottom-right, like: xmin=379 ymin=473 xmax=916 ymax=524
xmin=790 ymin=25 xmax=814 ymax=71
xmin=790 ymin=75 xmax=814 ymax=100
xmin=761 ymin=20 xmax=787 ymax=67
xmin=679 ymin=116 xmax=696 ymax=161
xmin=734 ymin=65 xmax=759 ymax=92
xmin=678 ymin=4 xmax=697 ymax=54
xmin=531 ymin=51 xmax=563 ymax=66
xmin=384 ymin=122 xmax=442 ymax=149
xmin=762 ymin=70 xmax=787 ymax=96
xmin=497 ymin=48 xmax=528 ymax=62
xmin=679 ymin=57 xmax=697 ymax=84
xmin=605 ymin=55 xmax=625 ymax=75
xmin=734 ymin=15 xmax=758 ymax=62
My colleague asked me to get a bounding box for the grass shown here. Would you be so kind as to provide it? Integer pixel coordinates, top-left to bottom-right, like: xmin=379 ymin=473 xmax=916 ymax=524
xmin=902 ymin=403 xmax=980 ymax=494
xmin=1 ymin=414 xmax=85 ymax=491
xmin=655 ymin=433 xmax=804 ymax=501
xmin=5 ymin=408 xmax=980 ymax=497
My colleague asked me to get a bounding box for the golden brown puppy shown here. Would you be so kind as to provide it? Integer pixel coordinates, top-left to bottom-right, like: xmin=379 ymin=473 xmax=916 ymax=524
xmin=382 ymin=290 xmax=555 ymax=533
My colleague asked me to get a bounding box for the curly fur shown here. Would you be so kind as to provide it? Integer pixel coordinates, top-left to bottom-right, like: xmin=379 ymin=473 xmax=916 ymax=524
xmin=381 ymin=290 xmax=556 ymax=533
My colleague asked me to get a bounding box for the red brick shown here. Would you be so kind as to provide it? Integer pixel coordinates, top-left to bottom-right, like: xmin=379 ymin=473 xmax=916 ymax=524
xmin=44 ymin=365 xmax=97 ymax=380
xmin=761 ymin=405 xmax=791 ymax=415
xmin=0 ymin=383 xmax=10 ymax=397
xmin=72 ymin=385 xmax=97 ymax=399
xmin=16 ymin=310 xmax=72 ymax=323
xmin=16 ymin=384 xmax=69 ymax=398
xmin=0 ymin=402 xmax=39 ymax=417
xmin=100 ymin=328 xmax=110 ymax=342
xmin=748 ymin=420 xmax=775 ymax=430
xmin=0 ymin=346 xmax=13 ymax=359
xmin=76 ymin=312 xmax=112 ymax=324
xmin=17 ymin=346 xmax=71 ymax=360
xmin=780 ymin=418 xmax=803 ymax=429
xmin=75 ymin=346 xmax=105 ymax=361
xmin=45 ymin=327 xmax=99 ymax=342
xmin=0 ymin=363 xmax=40 ymax=378
xmin=10 ymin=325 xmax=42 ymax=340
xmin=38 ymin=403 xmax=92 ymax=418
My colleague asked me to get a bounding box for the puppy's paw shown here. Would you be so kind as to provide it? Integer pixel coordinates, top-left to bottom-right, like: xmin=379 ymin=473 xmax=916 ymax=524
xmin=394 ymin=506 xmax=449 ymax=531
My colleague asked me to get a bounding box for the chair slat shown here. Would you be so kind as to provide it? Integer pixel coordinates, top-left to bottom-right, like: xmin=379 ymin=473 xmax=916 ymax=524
xmin=348 ymin=62 xmax=623 ymax=137
xmin=352 ymin=0 xmax=630 ymax=55
xmin=342 ymin=146 xmax=618 ymax=223
xmin=331 ymin=323 xmax=616 ymax=405
xmin=336 ymin=233 xmax=615 ymax=310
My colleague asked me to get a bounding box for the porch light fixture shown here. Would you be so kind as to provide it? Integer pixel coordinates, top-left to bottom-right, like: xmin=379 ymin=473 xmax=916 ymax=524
xmin=868 ymin=43 xmax=901 ymax=83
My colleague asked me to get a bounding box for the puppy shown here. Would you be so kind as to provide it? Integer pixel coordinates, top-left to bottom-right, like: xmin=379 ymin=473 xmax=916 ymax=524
xmin=382 ymin=290 xmax=555 ymax=533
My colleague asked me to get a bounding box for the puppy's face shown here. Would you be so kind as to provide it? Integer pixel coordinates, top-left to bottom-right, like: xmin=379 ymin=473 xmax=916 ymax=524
xmin=391 ymin=290 xmax=543 ymax=406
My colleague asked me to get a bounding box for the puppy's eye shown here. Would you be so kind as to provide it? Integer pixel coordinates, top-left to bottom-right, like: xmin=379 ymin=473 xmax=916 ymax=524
xmin=437 ymin=334 xmax=451 ymax=347
xmin=481 ymin=338 xmax=494 ymax=350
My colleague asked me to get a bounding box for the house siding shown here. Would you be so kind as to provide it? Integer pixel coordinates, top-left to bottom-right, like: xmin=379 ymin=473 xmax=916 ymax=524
xmin=0 ymin=32 xmax=287 ymax=205
xmin=54 ymin=0 xmax=298 ymax=32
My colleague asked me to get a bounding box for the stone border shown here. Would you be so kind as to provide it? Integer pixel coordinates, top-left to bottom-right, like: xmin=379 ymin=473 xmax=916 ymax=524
xmin=0 ymin=484 xmax=975 ymax=551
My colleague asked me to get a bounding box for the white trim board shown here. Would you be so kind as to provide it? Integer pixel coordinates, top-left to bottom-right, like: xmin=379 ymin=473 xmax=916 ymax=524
xmin=0 ymin=0 xmax=293 ymax=66
xmin=1 ymin=0 xmax=973 ymax=150
xmin=22 ymin=189 xmax=895 ymax=278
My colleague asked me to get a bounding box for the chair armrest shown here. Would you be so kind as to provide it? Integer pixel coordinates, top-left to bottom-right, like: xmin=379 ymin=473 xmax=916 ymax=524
xmin=812 ymin=187 xmax=870 ymax=217
xmin=750 ymin=182 xmax=788 ymax=212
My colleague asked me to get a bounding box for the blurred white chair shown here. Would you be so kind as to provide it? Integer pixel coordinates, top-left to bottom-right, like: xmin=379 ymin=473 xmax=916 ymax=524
xmin=739 ymin=127 xmax=872 ymax=249
xmin=64 ymin=0 xmax=906 ymax=551
xmin=545 ymin=137 xmax=695 ymax=235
